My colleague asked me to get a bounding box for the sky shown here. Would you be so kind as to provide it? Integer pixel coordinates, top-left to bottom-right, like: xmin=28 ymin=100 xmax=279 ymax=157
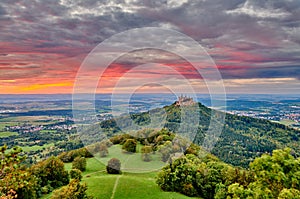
xmin=0 ymin=0 xmax=299 ymax=94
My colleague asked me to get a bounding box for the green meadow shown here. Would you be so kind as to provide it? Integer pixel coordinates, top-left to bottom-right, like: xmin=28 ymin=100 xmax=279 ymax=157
xmin=0 ymin=131 xmax=18 ymax=138
xmin=41 ymin=142 xmax=198 ymax=199
xmin=0 ymin=116 xmax=61 ymax=125
xmin=42 ymin=157 xmax=198 ymax=199
xmin=94 ymin=144 xmax=166 ymax=173
xmin=20 ymin=143 xmax=55 ymax=152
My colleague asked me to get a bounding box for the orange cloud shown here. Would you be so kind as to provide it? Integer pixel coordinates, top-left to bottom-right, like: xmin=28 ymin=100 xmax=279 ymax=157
xmin=0 ymin=81 xmax=74 ymax=94
xmin=21 ymin=82 xmax=73 ymax=91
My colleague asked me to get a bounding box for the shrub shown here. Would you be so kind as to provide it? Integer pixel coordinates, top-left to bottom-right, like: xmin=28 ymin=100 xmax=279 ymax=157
xmin=51 ymin=179 xmax=92 ymax=199
xmin=158 ymin=141 xmax=172 ymax=162
xmin=41 ymin=184 xmax=53 ymax=194
xmin=103 ymin=139 xmax=113 ymax=147
xmin=182 ymin=183 xmax=197 ymax=197
xmin=58 ymin=152 xmax=71 ymax=162
xmin=99 ymin=143 xmax=109 ymax=157
xmin=110 ymin=134 xmax=133 ymax=145
xmin=72 ymin=157 xmax=87 ymax=172
xmin=110 ymin=135 xmax=123 ymax=144
xmin=122 ymin=139 xmax=137 ymax=153
xmin=141 ymin=146 xmax=153 ymax=162
xmin=106 ymin=158 xmax=121 ymax=174
xmin=185 ymin=143 xmax=201 ymax=156
xmin=31 ymin=156 xmax=69 ymax=189
xmin=70 ymin=169 xmax=82 ymax=181
xmin=58 ymin=148 xmax=93 ymax=163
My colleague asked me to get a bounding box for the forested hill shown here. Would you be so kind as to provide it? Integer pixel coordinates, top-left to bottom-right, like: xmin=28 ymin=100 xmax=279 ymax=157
xmin=99 ymin=102 xmax=300 ymax=167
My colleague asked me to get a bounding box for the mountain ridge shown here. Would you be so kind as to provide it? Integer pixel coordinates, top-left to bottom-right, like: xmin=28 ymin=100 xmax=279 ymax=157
xmin=98 ymin=101 xmax=300 ymax=167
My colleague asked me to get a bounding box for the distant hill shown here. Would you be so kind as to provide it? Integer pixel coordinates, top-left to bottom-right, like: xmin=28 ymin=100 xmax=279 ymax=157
xmin=98 ymin=101 xmax=300 ymax=167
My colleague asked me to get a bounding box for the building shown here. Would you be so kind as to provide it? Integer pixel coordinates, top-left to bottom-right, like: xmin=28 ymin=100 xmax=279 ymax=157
xmin=175 ymin=95 xmax=196 ymax=106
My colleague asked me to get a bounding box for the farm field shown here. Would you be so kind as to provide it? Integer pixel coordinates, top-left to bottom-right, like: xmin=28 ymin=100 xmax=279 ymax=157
xmin=0 ymin=131 xmax=18 ymax=138
xmin=0 ymin=116 xmax=62 ymax=125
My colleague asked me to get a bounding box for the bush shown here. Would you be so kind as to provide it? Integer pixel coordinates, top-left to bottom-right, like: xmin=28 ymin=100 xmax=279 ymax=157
xmin=158 ymin=141 xmax=172 ymax=162
xmin=106 ymin=158 xmax=121 ymax=174
xmin=0 ymin=169 xmax=39 ymax=199
xmin=156 ymin=154 xmax=229 ymax=198
xmin=99 ymin=143 xmax=109 ymax=157
xmin=51 ymin=179 xmax=92 ymax=199
xmin=70 ymin=169 xmax=82 ymax=181
xmin=110 ymin=134 xmax=133 ymax=145
xmin=58 ymin=148 xmax=93 ymax=163
xmin=102 ymin=139 xmax=113 ymax=147
xmin=58 ymin=152 xmax=71 ymax=162
xmin=182 ymin=183 xmax=198 ymax=197
xmin=41 ymin=184 xmax=53 ymax=194
xmin=122 ymin=139 xmax=137 ymax=153
xmin=141 ymin=146 xmax=153 ymax=162
xmin=31 ymin=156 xmax=69 ymax=189
xmin=72 ymin=157 xmax=87 ymax=172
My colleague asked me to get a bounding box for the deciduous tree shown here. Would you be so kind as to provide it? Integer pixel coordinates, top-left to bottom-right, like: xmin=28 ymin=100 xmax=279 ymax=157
xmin=72 ymin=157 xmax=87 ymax=172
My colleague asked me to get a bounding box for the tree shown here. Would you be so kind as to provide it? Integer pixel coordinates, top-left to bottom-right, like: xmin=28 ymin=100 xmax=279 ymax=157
xmin=99 ymin=143 xmax=108 ymax=157
xmin=122 ymin=139 xmax=137 ymax=153
xmin=156 ymin=154 xmax=201 ymax=196
xmin=227 ymin=148 xmax=300 ymax=198
xmin=51 ymin=179 xmax=93 ymax=199
xmin=141 ymin=146 xmax=152 ymax=162
xmin=0 ymin=145 xmax=39 ymax=199
xmin=58 ymin=148 xmax=93 ymax=163
xmin=156 ymin=153 xmax=238 ymax=199
xmin=106 ymin=158 xmax=121 ymax=174
xmin=72 ymin=157 xmax=87 ymax=172
xmin=70 ymin=169 xmax=82 ymax=181
xmin=278 ymin=188 xmax=300 ymax=199
xmin=31 ymin=156 xmax=69 ymax=189
xmin=157 ymin=141 xmax=172 ymax=162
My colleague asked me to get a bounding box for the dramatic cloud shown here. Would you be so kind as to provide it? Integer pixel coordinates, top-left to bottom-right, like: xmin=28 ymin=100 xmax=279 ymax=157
xmin=0 ymin=0 xmax=299 ymax=93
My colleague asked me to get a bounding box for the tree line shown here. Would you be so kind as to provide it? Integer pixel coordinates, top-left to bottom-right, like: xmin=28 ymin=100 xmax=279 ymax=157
xmin=156 ymin=147 xmax=300 ymax=198
xmin=0 ymin=145 xmax=92 ymax=199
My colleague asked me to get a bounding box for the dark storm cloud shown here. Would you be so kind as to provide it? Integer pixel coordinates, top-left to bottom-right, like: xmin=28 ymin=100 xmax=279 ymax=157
xmin=0 ymin=4 xmax=7 ymax=16
xmin=0 ymin=0 xmax=299 ymax=84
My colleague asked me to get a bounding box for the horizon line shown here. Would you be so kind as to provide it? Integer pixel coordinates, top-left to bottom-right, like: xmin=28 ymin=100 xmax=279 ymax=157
xmin=0 ymin=93 xmax=299 ymax=95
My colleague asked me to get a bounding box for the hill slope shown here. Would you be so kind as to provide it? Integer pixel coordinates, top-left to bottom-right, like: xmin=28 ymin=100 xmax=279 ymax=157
xmin=98 ymin=102 xmax=300 ymax=167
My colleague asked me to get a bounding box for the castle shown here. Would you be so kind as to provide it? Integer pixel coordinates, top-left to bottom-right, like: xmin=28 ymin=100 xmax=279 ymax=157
xmin=175 ymin=95 xmax=195 ymax=106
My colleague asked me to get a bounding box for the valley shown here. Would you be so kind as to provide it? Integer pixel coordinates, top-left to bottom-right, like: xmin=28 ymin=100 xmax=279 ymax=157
xmin=1 ymin=94 xmax=300 ymax=198
xmin=0 ymin=94 xmax=299 ymax=166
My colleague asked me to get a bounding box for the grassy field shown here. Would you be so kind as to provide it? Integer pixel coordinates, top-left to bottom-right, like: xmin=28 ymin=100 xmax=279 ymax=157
xmin=95 ymin=144 xmax=166 ymax=173
xmin=0 ymin=116 xmax=60 ymax=125
xmin=0 ymin=131 xmax=18 ymax=138
xmin=0 ymin=121 xmax=19 ymax=138
xmin=84 ymin=171 xmax=197 ymax=199
xmin=279 ymin=119 xmax=297 ymax=126
xmin=0 ymin=122 xmax=18 ymax=131
xmin=40 ymin=130 xmax=58 ymax=133
xmin=19 ymin=143 xmax=55 ymax=152
xmin=42 ymin=155 xmax=198 ymax=199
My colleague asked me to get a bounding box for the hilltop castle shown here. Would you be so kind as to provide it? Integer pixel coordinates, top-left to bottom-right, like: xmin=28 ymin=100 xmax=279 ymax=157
xmin=175 ymin=95 xmax=196 ymax=106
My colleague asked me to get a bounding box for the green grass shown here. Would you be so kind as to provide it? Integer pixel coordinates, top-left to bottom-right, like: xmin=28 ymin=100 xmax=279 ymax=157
xmin=0 ymin=131 xmax=18 ymax=138
xmin=95 ymin=145 xmax=166 ymax=173
xmin=80 ymin=158 xmax=198 ymax=199
xmin=0 ymin=122 xmax=18 ymax=131
xmin=64 ymin=157 xmax=106 ymax=175
xmin=54 ymin=156 xmax=198 ymax=199
xmin=0 ymin=116 xmax=59 ymax=125
xmin=19 ymin=143 xmax=54 ymax=152
xmin=113 ymin=172 xmax=197 ymax=199
xmin=83 ymin=175 xmax=117 ymax=199
xmin=40 ymin=130 xmax=57 ymax=133
xmin=279 ymin=119 xmax=297 ymax=126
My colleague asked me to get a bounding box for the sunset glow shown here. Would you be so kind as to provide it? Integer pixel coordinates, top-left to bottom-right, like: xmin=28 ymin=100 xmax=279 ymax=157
xmin=0 ymin=0 xmax=299 ymax=94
